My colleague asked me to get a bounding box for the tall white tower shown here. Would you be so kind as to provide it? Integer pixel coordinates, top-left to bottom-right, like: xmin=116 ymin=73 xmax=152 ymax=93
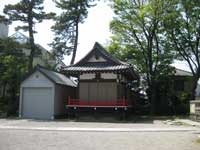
xmin=0 ymin=16 xmax=9 ymax=38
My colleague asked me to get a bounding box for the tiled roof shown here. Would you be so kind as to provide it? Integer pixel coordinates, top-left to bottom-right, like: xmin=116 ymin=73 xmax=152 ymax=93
xmin=65 ymin=64 xmax=131 ymax=72
xmin=37 ymin=66 xmax=77 ymax=87
xmin=64 ymin=42 xmax=139 ymax=79
xmin=65 ymin=43 xmax=134 ymax=67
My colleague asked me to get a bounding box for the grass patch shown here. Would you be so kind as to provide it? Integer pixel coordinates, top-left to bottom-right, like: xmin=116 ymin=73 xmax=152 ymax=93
xmin=196 ymin=138 xmax=200 ymax=144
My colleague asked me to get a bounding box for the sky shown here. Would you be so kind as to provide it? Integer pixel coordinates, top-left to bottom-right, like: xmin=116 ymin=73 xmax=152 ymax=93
xmin=0 ymin=0 xmax=191 ymax=71
xmin=0 ymin=0 xmax=114 ymax=65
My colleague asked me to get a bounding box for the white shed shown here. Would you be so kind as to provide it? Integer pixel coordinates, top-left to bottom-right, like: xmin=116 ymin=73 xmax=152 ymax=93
xmin=19 ymin=66 xmax=77 ymax=120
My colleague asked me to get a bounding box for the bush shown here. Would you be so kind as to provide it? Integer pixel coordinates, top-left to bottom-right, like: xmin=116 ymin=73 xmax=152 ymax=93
xmin=0 ymin=96 xmax=19 ymax=116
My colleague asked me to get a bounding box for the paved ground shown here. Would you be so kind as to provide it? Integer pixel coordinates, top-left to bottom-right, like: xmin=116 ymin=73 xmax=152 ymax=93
xmin=0 ymin=119 xmax=199 ymax=150
xmin=0 ymin=129 xmax=199 ymax=150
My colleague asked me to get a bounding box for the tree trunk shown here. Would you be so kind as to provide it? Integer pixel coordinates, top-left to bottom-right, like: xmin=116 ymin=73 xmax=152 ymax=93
xmin=149 ymin=82 xmax=157 ymax=115
xmin=28 ymin=5 xmax=35 ymax=72
xmin=191 ymin=75 xmax=199 ymax=100
xmin=147 ymin=35 xmax=155 ymax=115
xmin=1 ymin=82 xmax=7 ymax=100
xmin=70 ymin=16 xmax=79 ymax=65
xmin=28 ymin=28 xmax=35 ymax=72
xmin=7 ymin=85 xmax=17 ymax=116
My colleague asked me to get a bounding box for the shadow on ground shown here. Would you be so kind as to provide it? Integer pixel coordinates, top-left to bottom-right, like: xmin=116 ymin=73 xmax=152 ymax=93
xmin=1 ymin=114 xmax=190 ymax=125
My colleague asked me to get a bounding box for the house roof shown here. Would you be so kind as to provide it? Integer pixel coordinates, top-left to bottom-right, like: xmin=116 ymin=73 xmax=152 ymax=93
xmin=74 ymin=42 xmax=129 ymax=66
xmin=23 ymin=65 xmax=77 ymax=87
xmin=38 ymin=66 xmax=77 ymax=87
xmin=0 ymin=15 xmax=9 ymax=24
xmin=65 ymin=63 xmax=131 ymax=72
xmin=64 ymin=42 xmax=139 ymax=79
xmin=174 ymin=68 xmax=193 ymax=76
xmin=10 ymin=32 xmax=67 ymax=68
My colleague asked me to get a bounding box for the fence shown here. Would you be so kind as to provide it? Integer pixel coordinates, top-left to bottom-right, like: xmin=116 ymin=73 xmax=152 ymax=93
xmin=67 ymin=96 xmax=128 ymax=107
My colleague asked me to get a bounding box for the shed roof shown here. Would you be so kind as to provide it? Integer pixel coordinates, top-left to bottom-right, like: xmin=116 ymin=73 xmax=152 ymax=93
xmin=24 ymin=65 xmax=77 ymax=87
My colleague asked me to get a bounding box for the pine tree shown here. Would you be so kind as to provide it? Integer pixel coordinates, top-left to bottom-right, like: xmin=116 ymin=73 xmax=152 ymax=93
xmin=4 ymin=0 xmax=55 ymax=72
xmin=51 ymin=0 xmax=96 ymax=65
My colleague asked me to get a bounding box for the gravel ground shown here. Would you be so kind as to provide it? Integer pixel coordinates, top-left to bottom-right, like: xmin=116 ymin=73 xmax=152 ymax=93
xmin=0 ymin=129 xmax=199 ymax=150
xmin=0 ymin=119 xmax=199 ymax=150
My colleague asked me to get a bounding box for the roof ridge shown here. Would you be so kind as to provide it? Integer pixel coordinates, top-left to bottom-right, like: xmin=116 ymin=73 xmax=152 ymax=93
xmin=36 ymin=65 xmax=66 ymax=76
xmin=94 ymin=42 xmax=129 ymax=65
xmin=69 ymin=42 xmax=130 ymax=67
xmin=175 ymin=68 xmax=192 ymax=74
xmin=36 ymin=65 xmax=77 ymax=87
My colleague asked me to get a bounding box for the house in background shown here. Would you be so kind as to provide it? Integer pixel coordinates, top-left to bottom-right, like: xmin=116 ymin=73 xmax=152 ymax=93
xmin=173 ymin=68 xmax=194 ymax=94
xmin=64 ymin=42 xmax=139 ymax=117
xmin=0 ymin=17 xmax=66 ymax=70
xmin=196 ymin=84 xmax=200 ymax=99
xmin=154 ymin=67 xmax=200 ymax=115
xmin=0 ymin=16 xmax=9 ymax=39
xmin=11 ymin=32 xmax=66 ymax=69
xmin=173 ymin=68 xmax=200 ymax=98
xmin=172 ymin=68 xmax=197 ymax=114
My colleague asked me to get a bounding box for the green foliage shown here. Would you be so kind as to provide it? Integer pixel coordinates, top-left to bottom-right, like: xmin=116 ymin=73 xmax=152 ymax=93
xmin=109 ymin=0 xmax=174 ymax=77
xmin=164 ymin=0 xmax=200 ymax=99
xmin=196 ymin=138 xmax=200 ymax=144
xmin=154 ymin=77 xmax=190 ymax=115
xmin=0 ymin=37 xmax=27 ymax=115
xmin=51 ymin=0 xmax=96 ymax=64
xmin=109 ymin=0 xmax=175 ymax=114
xmin=4 ymin=0 xmax=55 ymax=72
xmin=4 ymin=0 xmax=55 ymax=33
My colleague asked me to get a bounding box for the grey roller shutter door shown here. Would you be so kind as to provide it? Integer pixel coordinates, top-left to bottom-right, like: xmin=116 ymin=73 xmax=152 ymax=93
xmin=22 ymin=87 xmax=53 ymax=119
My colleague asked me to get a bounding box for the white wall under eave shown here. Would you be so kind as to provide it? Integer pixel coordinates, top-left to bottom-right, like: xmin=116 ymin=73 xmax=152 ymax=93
xmin=101 ymin=73 xmax=117 ymax=79
xmin=80 ymin=73 xmax=118 ymax=80
xmin=80 ymin=73 xmax=95 ymax=80
xmin=21 ymin=71 xmax=54 ymax=88
xmin=88 ymin=56 xmax=106 ymax=62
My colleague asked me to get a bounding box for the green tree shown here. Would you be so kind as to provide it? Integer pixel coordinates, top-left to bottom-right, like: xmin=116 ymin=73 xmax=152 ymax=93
xmin=109 ymin=0 xmax=174 ymax=114
xmin=0 ymin=37 xmax=27 ymax=115
xmin=51 ymin=0 xmax=96 ymax=64
xmin=4 ymin=0 xmax=55 ymax=72
xmin=164 ymin=0 xmax=200 ymax=100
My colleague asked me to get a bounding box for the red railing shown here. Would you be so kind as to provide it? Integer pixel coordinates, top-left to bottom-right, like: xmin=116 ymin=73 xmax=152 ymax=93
xmin=67 ymin=96 xmax=127 ymax=106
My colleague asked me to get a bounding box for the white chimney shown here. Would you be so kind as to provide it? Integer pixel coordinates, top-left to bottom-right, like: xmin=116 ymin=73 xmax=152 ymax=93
xmin=0 ymin=18 xmax=9 ymax=38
